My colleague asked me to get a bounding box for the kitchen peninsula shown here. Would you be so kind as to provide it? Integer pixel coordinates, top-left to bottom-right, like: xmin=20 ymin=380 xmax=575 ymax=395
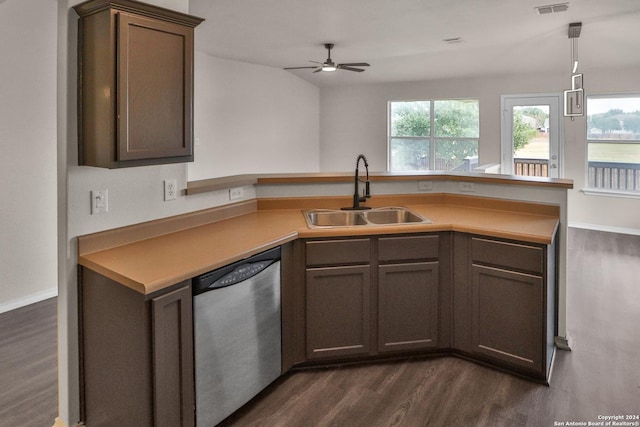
xmin=77 ymin=172 xmax=571 ymax=427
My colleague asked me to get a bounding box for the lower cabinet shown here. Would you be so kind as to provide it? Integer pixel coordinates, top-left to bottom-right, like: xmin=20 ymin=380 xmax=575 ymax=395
xmin=304 ymin=238 xmax=371 ymax=360
xmin=306 ymin=265 xmax=371 ymax=359
xmin=378 ymin=261 xmax=439 ymax=352
xmin=471 ymin=264 xmax=543 ymax=372
xmin=81 ymin=268 xmax=194 ymax=427
xmin=299 ymin=231 xmax=555 ymax=382
xmin=302 ymin=233 xmax=445 ymax=361
xmin=151 ymin=287 xmax=195 ymax=427
xmin=464 ymin=235 xmax=556 ymax=379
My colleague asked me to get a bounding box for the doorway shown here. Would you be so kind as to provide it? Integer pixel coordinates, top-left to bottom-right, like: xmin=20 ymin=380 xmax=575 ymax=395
xmin=501 ymin=94 xmax=563 ymax=178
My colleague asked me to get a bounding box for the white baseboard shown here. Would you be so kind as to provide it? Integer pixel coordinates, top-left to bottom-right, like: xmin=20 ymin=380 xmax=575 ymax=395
xmin=569 ymin=222 xmax=640 ymax=237
xmin=0 ymin=287 xmax=58 ymax=315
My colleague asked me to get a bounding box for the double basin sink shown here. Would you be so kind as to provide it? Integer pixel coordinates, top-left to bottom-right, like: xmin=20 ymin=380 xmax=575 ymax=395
xmin=304 ymin=206 xmax=432 ymax=228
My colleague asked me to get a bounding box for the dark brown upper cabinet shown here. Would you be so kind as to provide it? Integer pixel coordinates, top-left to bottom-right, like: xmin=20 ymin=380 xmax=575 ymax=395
xmin=74 ymin=0 xmax=204 ymax=168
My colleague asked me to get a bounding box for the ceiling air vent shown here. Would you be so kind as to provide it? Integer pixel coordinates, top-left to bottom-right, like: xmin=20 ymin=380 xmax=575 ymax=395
xmin=535 ymin=3 xmax=569 ymax=15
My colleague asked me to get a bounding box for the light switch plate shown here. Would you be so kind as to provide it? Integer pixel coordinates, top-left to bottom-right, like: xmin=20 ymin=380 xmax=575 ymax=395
xmin=91 ymin=189 xmax=108 ymax=214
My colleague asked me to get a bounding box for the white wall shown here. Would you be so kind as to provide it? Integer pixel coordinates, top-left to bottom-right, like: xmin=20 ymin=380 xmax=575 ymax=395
xmin=190 ymin=52 xmax=320 ymax=180
xmin=0 ymin=0 xmax=57 ymax=313
xmin=319 ymin=67 xmax=640 ymax=232
xmin=319 ymin=72 xmax=564 ymax=172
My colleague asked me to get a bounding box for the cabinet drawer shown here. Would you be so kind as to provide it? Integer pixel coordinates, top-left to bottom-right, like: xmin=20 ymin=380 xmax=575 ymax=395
xmin=379 ymin=235 xmax=439 ymax=262
xmin=306 ymin=239 xmax=370 ymax=266
xmin=472 ymin=237 xmax=543 ymax=274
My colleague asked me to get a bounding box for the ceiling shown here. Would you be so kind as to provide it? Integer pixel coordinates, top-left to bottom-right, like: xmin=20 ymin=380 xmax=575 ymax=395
xmin=190 ymin=0 xmax=640 ymax=87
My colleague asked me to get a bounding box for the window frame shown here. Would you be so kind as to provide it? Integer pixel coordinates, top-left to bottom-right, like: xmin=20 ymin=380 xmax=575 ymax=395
xmin=584 ymin=93 xmax=640 ymax=198
xmin=387 ymin=98 xmax=480 ymax=172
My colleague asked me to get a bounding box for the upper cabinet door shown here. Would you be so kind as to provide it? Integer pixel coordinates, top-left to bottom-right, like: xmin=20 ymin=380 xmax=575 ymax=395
xmin=75 ymin=0 xmax=203 ymax=168
xmin=117 ymin=13 xmax=193 ymax=162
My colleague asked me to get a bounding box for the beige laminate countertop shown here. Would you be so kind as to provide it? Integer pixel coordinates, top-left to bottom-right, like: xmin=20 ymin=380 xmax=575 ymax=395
xmin=78 ymin=196 xmax=559 ymax=295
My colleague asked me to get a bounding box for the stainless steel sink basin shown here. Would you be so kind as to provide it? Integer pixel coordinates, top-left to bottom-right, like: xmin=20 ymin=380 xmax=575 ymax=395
xmin=365 ymin=208 xmax=426 ymax=225
xmin=305 ymin=210 xmax=368 ymax=227
xmin=303 ymin=207 xmax=432 ymax=228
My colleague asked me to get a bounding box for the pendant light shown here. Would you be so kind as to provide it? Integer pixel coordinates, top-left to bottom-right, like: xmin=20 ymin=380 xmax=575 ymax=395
xmin=564 ymin=22 xmax=583 ymax=118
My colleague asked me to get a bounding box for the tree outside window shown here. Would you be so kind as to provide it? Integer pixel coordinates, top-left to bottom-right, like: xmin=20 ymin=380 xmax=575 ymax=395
xmin=389 ymin=100 xmax=479 ymax=172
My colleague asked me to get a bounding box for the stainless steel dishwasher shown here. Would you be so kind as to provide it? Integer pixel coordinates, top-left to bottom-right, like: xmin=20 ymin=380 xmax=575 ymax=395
xmin=192 ymin=247 xmax=281 ymax=427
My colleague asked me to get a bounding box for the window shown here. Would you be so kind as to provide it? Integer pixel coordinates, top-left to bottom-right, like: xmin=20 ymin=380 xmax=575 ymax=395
xmin=388 ymin=99 xmax=479 ymax=172
xmin=586 ymin=94 xmax=640 ymax=194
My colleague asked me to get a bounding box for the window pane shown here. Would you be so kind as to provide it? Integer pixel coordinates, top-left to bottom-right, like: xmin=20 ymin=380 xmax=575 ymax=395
xmin=390 ymin=138 xmax=429 ymax=171
xmin=587 ymin=95 xmax=640 ymax=191
xmin=390 ymin=101 xmax=430 ymax=137
xmin=513 ymin=106 xmax=551 ymax=177
xmin=434 ymin=100 xmax=479 ymax=138
xmin=435 ymin=139 xmax=478 ymax=171
xmin=587 ymin=96 xmax=640 ymax=141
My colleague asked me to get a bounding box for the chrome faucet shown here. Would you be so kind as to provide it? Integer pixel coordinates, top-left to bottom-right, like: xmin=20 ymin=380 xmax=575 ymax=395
xmin=345 ymin=154 xmax=371 ymax=210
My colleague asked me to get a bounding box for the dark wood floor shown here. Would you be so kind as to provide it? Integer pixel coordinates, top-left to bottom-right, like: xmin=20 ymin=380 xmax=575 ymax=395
xmin=1 ymin=229 xmax=638 ymax=427
xmin=220 ymin=228 xmax=640 ymax=427
xmin=0 ymin=297 xmax=57 ymax=427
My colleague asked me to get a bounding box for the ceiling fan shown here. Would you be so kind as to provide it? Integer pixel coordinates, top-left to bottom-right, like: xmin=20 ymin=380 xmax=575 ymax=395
xmin=284 ymin=43 xmax=370 ymax=73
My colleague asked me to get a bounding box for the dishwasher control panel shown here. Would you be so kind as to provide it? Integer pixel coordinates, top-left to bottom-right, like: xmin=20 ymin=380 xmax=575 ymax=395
xmin=192 ymin=246 xmax=281 ymax=295
xmin=210 ymin=260 xmax=275 ymax=289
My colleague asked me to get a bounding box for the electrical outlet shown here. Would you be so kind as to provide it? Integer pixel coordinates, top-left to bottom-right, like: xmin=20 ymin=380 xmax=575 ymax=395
xmin=164 ymin=179 xmax=177 ymax=201
xmin=91 ymin=189 xmax=108 ymax=214
xmin=418 ymin=180 xmax=433 ymax=191
xmin=229 ymin=187 xmax=244 ymax=200
xmin=459 ymin=182 xmax=475 ymax=192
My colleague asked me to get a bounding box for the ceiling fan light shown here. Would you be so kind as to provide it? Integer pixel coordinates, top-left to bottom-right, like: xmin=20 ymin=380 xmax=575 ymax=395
xmin=322 ymin=65 xmax=337 ymax=72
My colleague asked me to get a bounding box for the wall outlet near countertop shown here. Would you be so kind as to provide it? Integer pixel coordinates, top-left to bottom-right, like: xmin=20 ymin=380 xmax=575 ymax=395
xmin=164 ymin=179 xmax=177 ymax=201
xmin=459 ymin=182 xmax=475 ymax=192
xmin=229 ymin=187 xmax=244 ymax=201
xmin=418 ymin=180 xmax=433 ymax=191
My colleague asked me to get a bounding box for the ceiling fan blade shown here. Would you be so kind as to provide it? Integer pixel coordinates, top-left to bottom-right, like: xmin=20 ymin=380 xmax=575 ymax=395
xmin=283 ymin=66 xmax=320 ymax=70
xmin=338 ymin=65 xmax=365 ymax=72
xmin=313 ymin=68 xmax=323 ymax=73
xmin=309 ymin=60 xmax=324 ymax=65
xmin=338 ymin=62 xmax=370 ymax=67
